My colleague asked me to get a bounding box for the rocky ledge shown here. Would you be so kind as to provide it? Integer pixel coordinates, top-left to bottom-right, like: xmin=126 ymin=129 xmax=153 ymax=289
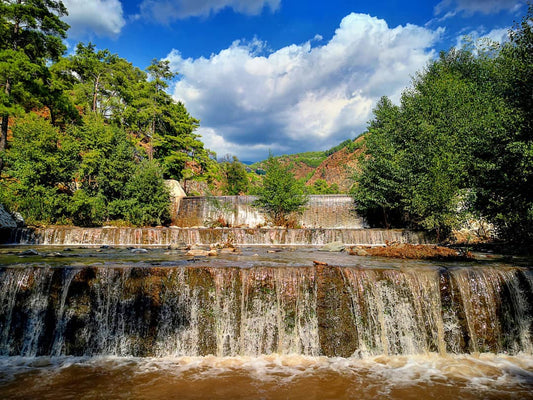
xmin=348 ymin=242 xmax=473 ymax=261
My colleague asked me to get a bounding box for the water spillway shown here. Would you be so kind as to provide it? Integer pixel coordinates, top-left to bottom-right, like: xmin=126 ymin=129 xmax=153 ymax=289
xmin=1 ymin=263 xmax=531 ymax=358
xmin=4 ymin=226 xmax=430 ymax=246
xmin=173 ymin=195 xmax=365 ymax=228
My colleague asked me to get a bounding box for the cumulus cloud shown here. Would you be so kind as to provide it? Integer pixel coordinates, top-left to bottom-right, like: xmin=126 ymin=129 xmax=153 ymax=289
xmin=167 ymin=13 xmax=442 ymax=161
xmin=434 ymin=0 xmax=525 ymax=16
xmin=63 ymin=0 xmax=125 ymax=37
xmin=139 ymin=0 xmax=280 ymax=23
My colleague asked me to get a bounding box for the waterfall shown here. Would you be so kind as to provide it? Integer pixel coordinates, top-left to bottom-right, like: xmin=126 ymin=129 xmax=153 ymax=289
xmin=5 ymin=226 xmax=431 ymax=246
xmin=173 ymin=195 xmax=366 ymax=228
xmin=0 ymin=265 xmax=530 ymax=357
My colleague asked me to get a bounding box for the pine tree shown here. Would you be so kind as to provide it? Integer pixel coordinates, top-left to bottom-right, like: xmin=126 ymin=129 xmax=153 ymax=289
xmin=0 ymin=0 xmax=69 ymax=172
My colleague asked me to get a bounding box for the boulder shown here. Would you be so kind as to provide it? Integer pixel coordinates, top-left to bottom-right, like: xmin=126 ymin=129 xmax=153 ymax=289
xmin=186 ymin=249 xmax=210 ymax=257
xmin=131 ymin=248 xmax=149 ymax=254
xmin=319 ymin=241 xmax=345 ymax=252
xmin=0 ymin=205 xmax=17 ymax=229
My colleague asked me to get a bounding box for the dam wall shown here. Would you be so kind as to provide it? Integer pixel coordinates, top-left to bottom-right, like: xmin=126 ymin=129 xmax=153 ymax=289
xmin=173 ymin=195 xmax=366 ymax=228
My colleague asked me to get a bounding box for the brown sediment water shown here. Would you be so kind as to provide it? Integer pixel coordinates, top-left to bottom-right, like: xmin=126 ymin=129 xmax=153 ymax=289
xmin=0 ymin=246 xmax=531 ymax=399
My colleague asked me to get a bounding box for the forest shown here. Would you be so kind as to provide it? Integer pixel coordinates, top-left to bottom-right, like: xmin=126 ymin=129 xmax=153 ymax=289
xmin=0 ymin=1 xmax=216 ymax=226
xmin=0 ymin=1 xmax=531 ymax=245
xmin=353 ymin=7 xmax=532 ymax=245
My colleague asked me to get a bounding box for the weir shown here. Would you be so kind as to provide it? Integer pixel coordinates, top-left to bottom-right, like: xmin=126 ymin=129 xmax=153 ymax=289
xmin=172 ymin=195 xmax=365 ymax=228
xmin=4 ymin=227 xmax=430 ymax=246
xmin=0 ymin=264 xmax=531 ymax=358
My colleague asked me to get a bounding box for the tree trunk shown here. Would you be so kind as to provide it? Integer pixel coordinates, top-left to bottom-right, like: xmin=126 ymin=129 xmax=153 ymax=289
xmin=382 ymin=207 xmax=390 ymax=229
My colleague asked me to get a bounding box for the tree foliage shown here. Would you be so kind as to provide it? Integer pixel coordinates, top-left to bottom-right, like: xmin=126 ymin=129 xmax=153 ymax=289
xmin=1 ymin=14 xmax=217 ymax=226
xmin=0 ymin=0 xmax=69 ymax=172
xmin=2 ymin=114 xmax=170 ymax=226
xmin=254 ymin=154 xmax=308 ymax=226
xmin=220 ymin=155 xmax=249 ymax=195
xmin=353 ymin=6 xmax=532 ymax=243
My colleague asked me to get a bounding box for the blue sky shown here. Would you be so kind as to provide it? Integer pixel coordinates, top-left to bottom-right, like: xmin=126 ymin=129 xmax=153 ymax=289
xmin=61 ymin=0 xmax=527 ymax=161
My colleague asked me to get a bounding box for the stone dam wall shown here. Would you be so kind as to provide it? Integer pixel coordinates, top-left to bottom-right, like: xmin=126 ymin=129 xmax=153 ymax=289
xmin=173 ymin=195 xmax=366 ymax=228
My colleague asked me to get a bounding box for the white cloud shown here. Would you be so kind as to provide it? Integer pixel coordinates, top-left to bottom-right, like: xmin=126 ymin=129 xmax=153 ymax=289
xmin=455 ymin=27 xmax=510 ymax=49
xmin=63 ymin=0 xmax=125 ymax=37
xmin=434 ymin=0 xmax=525 ymax=16
xmin=167 ymin=13 xmax=442 ymax=161
xmin=139 ymin=0 xmax=280 ymax=23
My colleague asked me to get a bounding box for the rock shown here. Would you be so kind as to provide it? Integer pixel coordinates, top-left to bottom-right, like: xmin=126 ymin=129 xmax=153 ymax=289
xmin=29 ymin=357 xmax=52 ymax=367
xmin=131 ymin=248 xmax=149 ymax=254
xmin=348 ymin=247 xmax=369 ymax=256
xmin=220 ymin=247 xmax=237 ymax=254
xmin=0 ymin=205 xmax=17 ymax=228
xmin=186 ymin=249 xmax=209 ymax=257
xmin=207 ymin=249 xmax=218 ymax=256
xmin=20 ymin=249 xmax=39 ymax=256
xmin=12 ymin=212 xmax=25 ymax=227
xmin=319 ymin=241 xmax=345 ymax=252
xmin=313 ymin=260 xmax=328 ymax=266
xmin=168 ymin=242 xmax=187 ymax=250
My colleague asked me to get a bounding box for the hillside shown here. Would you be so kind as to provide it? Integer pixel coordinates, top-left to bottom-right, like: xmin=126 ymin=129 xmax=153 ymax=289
xmin=307 ymin=136 xmax=365 ymax=192
xmin=248 ymin=136 xmax=365 ymax=193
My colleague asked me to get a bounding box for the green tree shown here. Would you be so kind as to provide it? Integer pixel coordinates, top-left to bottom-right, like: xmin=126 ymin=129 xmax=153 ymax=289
xmin=254 ymin=154 xmax=308 ymax=226
xmin=351 ymin=97 xmax=406 ymax=228
xmin=472 ymin=6 xmax=533 ymax=244
xmin=0 ymin=0 xmax=69 ymax=172
xmin=122 ymin=160 xmax=171 ymax=226
xmin=145 ymin=59 xmax=176 ymax=159
xmin=2 ymin=114 xmax=78 ymax=223
xmin=353 ymin=46 xmax=513 ymax=239
xmin=221 ymin=155 xmax=249 ymax=195
xmin=309 ymin=179 xmax=339 ymax=194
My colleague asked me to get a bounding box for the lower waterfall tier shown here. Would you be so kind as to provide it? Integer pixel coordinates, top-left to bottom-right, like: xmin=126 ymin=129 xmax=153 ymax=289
xmin=0 ymin=264 xmax=531 ymax=357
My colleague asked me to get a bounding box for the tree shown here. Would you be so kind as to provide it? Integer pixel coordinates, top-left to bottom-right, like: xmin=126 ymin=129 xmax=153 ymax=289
xmin=145 ymin=59 xmax=176 ymax=159
xmin=351 ymin=97 xmax=406 ymax=228
xmin=254 ymin=154 xmax=308 ymax=226
xmin=353 ymin=46 xmax=514 ymax=239
xmin=0 ymin=0 xmax=69 ymax=173
xmin=471 ymin=6 xmax=533 ymax=244
xmin=220 ymin=155 xmax=249 ymax=195
xmin=2 ymin=114 xmax=78 ymax=224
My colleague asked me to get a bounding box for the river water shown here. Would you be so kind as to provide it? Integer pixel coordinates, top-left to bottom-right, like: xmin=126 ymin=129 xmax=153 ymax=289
xmin=0 ymin=245 xmax=532 ymax=399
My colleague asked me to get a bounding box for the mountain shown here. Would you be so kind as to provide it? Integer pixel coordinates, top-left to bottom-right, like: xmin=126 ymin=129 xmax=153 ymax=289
xmin=307 ymin=136 xmax=365 ymax=192
xmin=249 ymin=136 xmax=365 ymax=193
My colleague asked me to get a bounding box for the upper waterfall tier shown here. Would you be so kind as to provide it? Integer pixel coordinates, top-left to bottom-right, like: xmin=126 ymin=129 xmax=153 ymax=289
xmin=4 ymin=227 xmax=431 ymax=246
xmin=172 ymin=195 xmax=365 ymax=228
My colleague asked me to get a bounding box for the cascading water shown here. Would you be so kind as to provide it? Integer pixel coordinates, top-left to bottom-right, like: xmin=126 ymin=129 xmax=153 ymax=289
xmin=5 ymin=226 xmax=431 ymax=246
xmin=0 ymin=244 xmax=532 ymax=400
xmin=1 ymin=264 xmax=531 ymax=358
